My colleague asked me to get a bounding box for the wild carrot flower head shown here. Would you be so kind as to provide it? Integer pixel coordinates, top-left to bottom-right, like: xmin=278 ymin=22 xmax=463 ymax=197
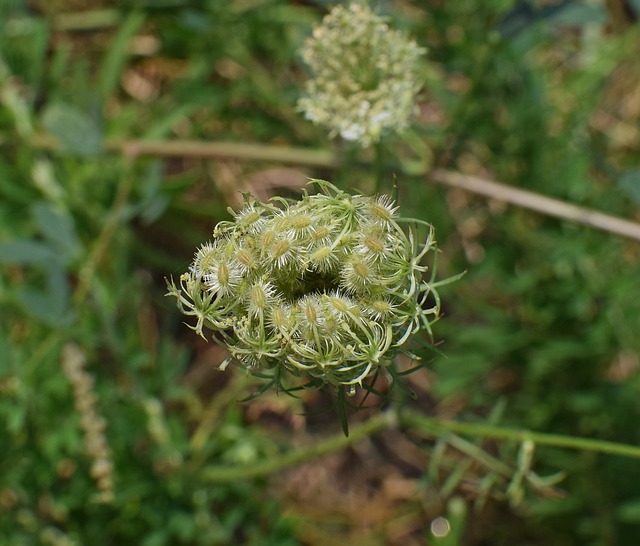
xmin=167 ymin=180 xmax=440 ymax=390
xmin=298 ymin=3 xmax=425 ymax=147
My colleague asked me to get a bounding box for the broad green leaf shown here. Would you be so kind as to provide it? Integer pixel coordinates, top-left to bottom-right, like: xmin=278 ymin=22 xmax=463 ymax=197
xmin=0 ymin=240 xmax=58 ymax=264
xmin=31 ymin=201 xmax=81 ymax=263
xmin=617 ymin=498 xmax=640 ymax=523
xmin=618 ymin=169 xmax=640 ymax=205
xmin=551 ymin=4 xmax=607 ymax=26
xmin=41 ymin=102 xmax=102 ymax=156
xmin=18 ymin=286 xmax=72 ymax=327
xmin=140 ymin=161 xmax=169 ymax=224
xmin=46 ymin=264 xmax=71 ymax=315
xmin=140 ymin=195 xmax=170 ymax=224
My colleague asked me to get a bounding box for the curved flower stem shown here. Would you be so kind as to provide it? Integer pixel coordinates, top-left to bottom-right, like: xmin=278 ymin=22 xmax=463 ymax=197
xmin=200 ymin=409 xmax=640 ymax=483
xmin=200 ymin=411 xmax=394 ymax=483
xmin=399 ymin=411 xmax=640 ymax=459
xmin=189 ymin=372 xmax=253 ymax=455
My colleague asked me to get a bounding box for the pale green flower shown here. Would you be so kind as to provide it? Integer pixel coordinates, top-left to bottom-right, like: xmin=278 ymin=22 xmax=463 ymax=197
xmin=298 ymin=3 xmax=425 ymax=147
xmin=167 ymin=180 xmax=442 ymax=392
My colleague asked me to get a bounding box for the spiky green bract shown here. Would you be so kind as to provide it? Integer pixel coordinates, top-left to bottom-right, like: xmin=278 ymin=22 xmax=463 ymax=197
xmin=167 ymin=180 xmax=440 ymax=391
xmin=298 ymin=3 xmax=425 ymax=147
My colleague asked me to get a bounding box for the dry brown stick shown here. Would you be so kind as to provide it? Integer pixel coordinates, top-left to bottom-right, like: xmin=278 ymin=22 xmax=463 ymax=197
xmin=430 ymin=169 xmax=640 ymax=242
xmin=108 ymin=141 xmax=640 ymax=243
xmin=106 ymin=139 xmax=339 ymax=169
xmin=9 ymin=134 xmax=640 ymax=241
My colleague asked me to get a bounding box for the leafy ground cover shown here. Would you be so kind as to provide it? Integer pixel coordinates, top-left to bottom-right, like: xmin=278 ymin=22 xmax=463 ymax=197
xmin=1 ymin=1 xmax=640 ymax=545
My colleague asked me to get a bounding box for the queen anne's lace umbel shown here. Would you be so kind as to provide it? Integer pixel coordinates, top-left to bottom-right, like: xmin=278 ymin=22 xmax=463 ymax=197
xmin=168 ymin=181 xmax=438 ymax=388
xmin=298 ymin=3 xmax=425 ymax=147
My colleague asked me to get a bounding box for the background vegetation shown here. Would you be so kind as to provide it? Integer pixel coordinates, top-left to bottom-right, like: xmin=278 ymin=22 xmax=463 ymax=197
xmin=1 ymin=0 xmax=640 ymax=544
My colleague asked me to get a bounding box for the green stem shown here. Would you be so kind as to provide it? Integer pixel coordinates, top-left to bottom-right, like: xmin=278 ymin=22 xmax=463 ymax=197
xmin=400 ymin=411 xmax=640 ymax=459
xmin=200 ymin=410 xmax=393 ymax=482
xmin=200 ymin=409 xmax=640 ymax=483
xmin=189 ymin=373 xmax=253 ymax=464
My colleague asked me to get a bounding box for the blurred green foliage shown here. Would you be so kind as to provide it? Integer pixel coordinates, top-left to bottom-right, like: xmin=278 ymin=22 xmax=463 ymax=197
xmin=2 ymin=0 xmax=640 ymax=545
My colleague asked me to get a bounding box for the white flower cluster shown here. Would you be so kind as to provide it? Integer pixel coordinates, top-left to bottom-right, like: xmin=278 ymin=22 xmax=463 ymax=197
xmin=168 ymin=181 xmax=438 ymax=389
xmin=298 ymin=3 xmax=425 ymax=147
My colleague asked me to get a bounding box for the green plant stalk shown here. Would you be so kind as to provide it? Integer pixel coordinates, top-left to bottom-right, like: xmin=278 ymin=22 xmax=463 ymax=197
xmin=400 ymin=411 xmax=640 ymax=459
xmin=200 ymin=411 xmax=393 ymax=482
xmin=444 ymin=433 xmax=513 ymax=478
xmin=189 ymin=372 xmax=253 ymax=455
xmin=200 ymin=409 xmax=640 ymax=483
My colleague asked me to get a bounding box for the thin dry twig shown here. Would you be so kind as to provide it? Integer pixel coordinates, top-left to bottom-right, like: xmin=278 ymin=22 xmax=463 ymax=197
xmin=429 ymin=169 xmax=640 ymax=242
xmin=112 ymin=139 xmax=640 ymax=243
xmin=7 ymin=134 xmax=640 ymax=242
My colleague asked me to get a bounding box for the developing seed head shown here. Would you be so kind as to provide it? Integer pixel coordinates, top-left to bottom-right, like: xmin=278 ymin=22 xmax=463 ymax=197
xmin=367 ymin=298 xmax=398 ymax=321
xmin=309 ymin=245 xmax=339 ymax=273
xmin=340 ymin=255 xmax=376 ymax=294
xmin=325 ymin=292 xmax=358 ymax=322
xmin=354 ymin=224 xmax=401 ymax=265
xmin=235 ymin=247 xmax=257 ymax=274
xmin=312 ymin=225 xmax=331 ymax=241
xmin=269 ymin=303 xmax=293 ymax=332
xmin=369 ymin=194 xmax=399 ymax=224
xmin=203 ymin=258 xmax=241 ymax=297
xmin=274 ymin=238 xmax=292 ymax=265
xmin=267 ymin=232 xmax=303 ymax=272
xmin=234 ymin=202 xmax=265 ymax=233
xmin=291 ymin=214 xmax=311 ymax=230
xmin=168 ymin=179 xmax=444 ymax=392
xmin=284 ymin=212 xmax=314 ymax=239
xmin=364 ymin=234 xmax=385 ymax=254
xmin=261 ymin=228 xmax=277 ymax=248
xmin=240 ymin=210 xmax=261 ymax=227
xmin=191 ymin=241 xmax=218 ymax=277
xmin=300 ymin=295 xmax=320 ymax=325
xmin=246 ymin=280 xmax=277 ymax=317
